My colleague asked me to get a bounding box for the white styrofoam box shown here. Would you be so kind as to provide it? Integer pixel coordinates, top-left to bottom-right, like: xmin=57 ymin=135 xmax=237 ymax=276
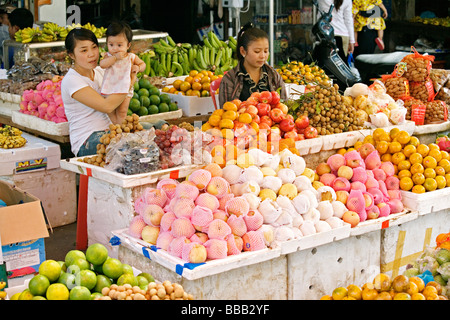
xmin=165 ymin=92 xmax=217 ymax=117
xmin=112 ymin=228 xmax=281 ymax=281
xmin=400 ymin=187 xmax=450 ymax=215
xmin=4 ymin=278 xmax=30 ymax=300
xmin=364 ymin=120 xmax=417 ymax=136
xmin=11 ymin=110 xmax=69 ymax=136
xmin=0 ymin=168 xmax=77 ymax=228
xmin=0 ymin=92 xmax=22 ymax=104
xmin=380 ymin=208 xmax=450 ymax=279
xmin=165 ymin=75 xmax=187 ymax=86
xmin=413 ymin=121 xmax=450 ymax=135
xmin=287 ymin=230 xmax=381 ymax=299
xmin=321 ymin=130 xmax=368 ymax=151
xmin=278 ymin=223 xmax=351 ymax=255
xmin=295 ymin=136 xmax=323 ymax=156
xmin=350 ymin=210 xmax=416 ymax=236
xmin=60 ymin=158 xmax=201 ymax=189
xmin=139 ymin=109 xmax=182 ymax=123
xmin=285 ymin=83 xmax=306 ymax=100
xmin=0 ymin=132 xmax=61 ymax=176
xmin=0 ymin=100 xmax=20 ymax=117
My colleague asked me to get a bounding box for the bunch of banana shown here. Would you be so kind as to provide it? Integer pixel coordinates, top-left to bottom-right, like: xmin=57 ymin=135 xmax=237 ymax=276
xmin=15 ymin=27 xmax=45 ymax=43
xmin=0 ymin=281 xmax=6 ymax=300
xmin=0 ymin=125 xmax=26 ymax=149
xmin=43 ymin=22 xmax=69 ymax=41
xmin=410 ymin=16 xmax=450 ymax=27
xmin=82 ymin=22 xmax=107 ymax=39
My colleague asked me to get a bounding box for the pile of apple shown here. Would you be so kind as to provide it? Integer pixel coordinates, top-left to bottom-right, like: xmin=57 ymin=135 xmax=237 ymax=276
xmin=202 ymin=91 xmax=318 ymax=155
xmin=19 ymin=78 xmax=67 ymax=123
xmin=218 ymin=147 xmax=352 ymax=248
xmin=315 ymin=143 xmax=404 ymax=228
xmin=127 ymin=164 xmax=268 ymax=264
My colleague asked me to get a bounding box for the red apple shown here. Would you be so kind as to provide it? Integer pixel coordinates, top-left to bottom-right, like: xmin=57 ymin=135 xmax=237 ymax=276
xmin=257 ymin=103 xmax=271 ymax=117
xmin=259 ymin=91 xmax=273 ymax=104
xmin=258 ymin=122 xmax=271 ymax=132
xmin=285 ymin=114 xmax=294 ymax=122
xmin=342 ymin=211 xmax=360 ymax=228
xmin=246 ymin=96 xmax=259 ymax=106
xmin=304 ymin=126 xmax=318 ymax=139
xmin=297 ymin=133 xmax=305 ymax=141
xmin=279 ymin=118 xmax=295 ymax=133
xmin=271 ymin=91 xmax=281 ymax=105
xmin=295 ymin=115 xmax=310 ymax=129
xmin=250 ymin=92 xmax=261 ymax=100
xmin=260 ymin=115 xmax=273 ymax=127
xmin=231 ymin=99 xmax=242 ymax=108
xmin=269 ymin=108 xmax=285 ymax=123
xmin=251 ymin=114 xmax=260 ymax=123
xmin=284 ymin=131 xmax=298 ymax=140
xmin=273 ymin=102 xmax=288 ymax=114
xmin=246 ymin=105 xmax=258 ymax=116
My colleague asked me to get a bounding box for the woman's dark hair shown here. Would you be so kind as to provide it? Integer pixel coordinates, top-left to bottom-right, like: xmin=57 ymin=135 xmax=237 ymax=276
xmin=106 ymin=21 xmax=133 ymax=43
xmin=236 ymin=22 xmax=269 ymax=61
xmin=65 ymin=28 xmax=99 ymax=54
xmin=334 ymin=0 xmax=343 ymax=11
xmin=9 ymin=8 xmax=33 ymax=30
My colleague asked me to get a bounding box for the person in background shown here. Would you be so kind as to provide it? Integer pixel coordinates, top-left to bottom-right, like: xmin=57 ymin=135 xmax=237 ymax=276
xmin=218 ymin=22 xmax=286 ymax=107
xmin=4 ymin=7 xmax=34 ymax=68
xmin=61 ymin=28 xmax=137 ymax=157
xmin=353 ymin=0 xmax=388 ymax=52
xmin=317 ymin=0 xmax=355 ymax=64
xmin=0 ymin=9 xmax=10 ymax=66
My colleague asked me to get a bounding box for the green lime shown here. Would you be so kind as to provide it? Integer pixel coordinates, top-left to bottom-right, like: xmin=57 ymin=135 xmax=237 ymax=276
xmin=158 ymin=103 xmax=169 ymax=113
xmin=67 ymin=258 xmax=90 ymax=274
xmin=133 ymin=92 xmax=139 ymax=100
xmin=136 ymin=276 xmax=149 ymax=290
xmin=69 ymin=286 xmax=92 ymax=300
xmin=134 ymin=81 xmax=140 ymax=91
xmin=75 ymin=269 xmax=97 ymax=291
xmin=18 ymin=289 xmax=34 ymax=300
xmin=29 ymin=274 xmax=50 ymax=296
xmin=64 ymin=250 xmax=86 ymax=267
xmin=138 ymin=88 xmax=150 ymax=97
xmin=57 ymin=272 xmax=77 ymax=290
xmin=129 ymin=98 xmax=141 ymax=112
xmin=39 ymin=260 xmax=62 ymax=283
xmin=117 ymin=273 xmax=138 ymax=287
xmin=149 ymin=86 xmax=160 ymax=96
xmin=149 ymin=94 xmax=160 ymax=106
xmin=102 ymin=258 xmax=123 ymax=280
xmin=140 ymin=96 xmax=151 ymax=108
xmin=31 ymin=296 xmax=47 ymax=300
xmin=169 ymin=102 xmax=178 ymax=111
xmin=148 ymin=105 xmax=159 ymax=115
xmin=139 ymin=78 xmax=152 ymax=90
xmin=93 ymin=274 xmax=112 ymax=293
xmin=46 ymin=283 xmax=70 ymax=300
xmin=91 ymin=292 xmax=103 ymax=300
xmin=86 ymin=243 xmax=109 ymax=266
xmin=137 ymin=272 xmax=155 ymax=283
xmin=160 ymin=93 xmax=171 ymax=104
xmin=138 ymin=106 xmax=149 ymax=116
xmin=127 ymin=108 xmax=133 ymax=116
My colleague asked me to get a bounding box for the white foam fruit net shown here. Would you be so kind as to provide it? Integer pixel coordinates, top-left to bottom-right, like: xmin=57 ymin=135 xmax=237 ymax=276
xmin=206 ymin=177 xmax=231 ymax=199
xmin=347 ymin=190 xmax=365 ymax=214
xmin=143 ymin=188 xmax=168 ymax=208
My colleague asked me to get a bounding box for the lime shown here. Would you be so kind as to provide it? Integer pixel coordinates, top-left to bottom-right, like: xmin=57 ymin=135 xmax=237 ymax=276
xmin=39 ymin=260 xmax=62 ymax=282
xmin=140 ymin=96 xmax=151 ymax=108
xmin=117 ymin=273 xmax=138 ymax=287
xmin=67 ymin=257 xmax=90 ymax=274
xmin=75 ymin=269 xmax=97 ymax=291
xmin=58 ymin=272 xmax=77 ymax=290
xmin=86 ymin=243 xmax=109 ymax=266
xmin=169 ymin=102 xmax=178 ymax=111
xmin=102 ymin=258 xmax=123 ymax=280
xmin=160 ymin=93 xmax=171 ymax=104
xmin=149 ymin=86 xmax=160 ymax=96
xmin=158 ymin=103 xmax=169 ymax=113
xmin=122 ymin=264 xmax=134 ymax=275
xmin=31 ymin=296 xmax=47 ymax=300
xmin=91 ymin=263 xmax=104 ymax=274
xmin=65 ymin=250 xmax=86 ymax=267
xmin=134 ymin=81 xmax=140 ymax=92
xmin=137 ymin=272 xmax=155 ymax=283
xmin=138 ymin=106 xmax=149 ymax=116
xmin=150 ymin=94 xmax=161 ymax=106
xmin=148 ymin=105 xmax=159 ymax=115
xmin=133 ymin=92 xmax=139 ymax=100
xmin=57 ymin=261 xmax=67 ymax=273
xmin=127 ymin=108 xmax=133 ymax=116
xmin=129 ymin=98 xmax=141 ymax=113
xmin=69 ymin=286 xmax=92 ymax=300
xmin=138 ymin=88 xmax=150 ymax=97
xmin=91 ymin=292 xmax=103 ymax=300
xmin=93 ymin=274 xmax=112 ymax=293
xmin=29 ymin=274 xmax=50 ymax=296
xmin=136 ymin=276 xmax=149 ymax=290
xmin=9 ymin=292 xmax=21 ymax=300
xmin=18 ymin=289 xmax=34 ymax=300
xmin=46 ymin=283 xmax=70 ymax=300
xmin=139 ymin=78 xmax=152 ymax=90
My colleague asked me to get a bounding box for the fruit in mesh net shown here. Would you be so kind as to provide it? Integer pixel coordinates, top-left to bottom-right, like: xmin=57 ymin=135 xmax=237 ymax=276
xmin=156 ymin=179 xmax=179 ymax=200
xmin=347 ymin=189 xmax=366 ymax=220
xmin=242 ymin=230 xmax=266 ymax=252
xmin=226 ymin=214 xmax=248 ymax=237
xmin=160 ymin=211 xmax=177 ymax=232
xmin=212 ymin=209 xmax=229 ymax=222
xmin=226 ymin=234 xmax=244 ymax=255
xmin=243 ymin=209 xmax=264 ymax=231
xmin=206 ymin=177 xmax=231 ymax=199
xmin=171 ymin=218 xmax=196 ymax=238
xmin=224 ymin=196 xmax=250 ymax=217
xmin=168 ymin=236 xmax=191 ymax=258
xmin=181 ymin=242 xmax=207 ymax=263
xmin=143 ymin=188 xmax=168 ymax=208
xmin=195 ymin=193 xmax=220 ymax=212
xmin=190 ymin=206 xmax=214 ymax=232
xmin=204 ymin=239 xmax=228 ymax=260
xmin=175 ymin=181 xmax=200 ymax=200
xmin=140 ymin=204 xmax=165 ymax=227
xmin=218 ymin=193 xmax=234 ymax=211
xmin=156 ymin=231 xmax=174 ymax=251
xmin=190 ymin=232 xmax=209 ymax=244
xmin=188 ymin=169 xmax=212 ymax=190
xmin=169 ymin=197 xmax=195 ymax=219
xmin=206 ymin=219 xmax=232 ymax=240
xmin=128 ymin=215 xmax=146 ymax=239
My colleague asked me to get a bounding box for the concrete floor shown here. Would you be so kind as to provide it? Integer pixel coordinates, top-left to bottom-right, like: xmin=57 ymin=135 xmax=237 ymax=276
xmin=44 ymin=222 xmax=78 ymax=262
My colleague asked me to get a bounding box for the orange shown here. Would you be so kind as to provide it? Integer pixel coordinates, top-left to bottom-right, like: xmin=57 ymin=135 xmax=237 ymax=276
xmin=435 ymin=166 xmax=446 ymax=176
xmin=381 ymin=153 xmax=392 ymax=162
xmin=428 ymin=148 xmax=442 ymax=162
xmin=362 ymin=288 xmax=378 ymax=300
xmin=201 ymin=122 xmax=213 ymax=132
xmin=428 ymin=143 xmax=440 ymax=151
xmin=422 ymin=285 xmax=438 ymax=298
xmin=423 ymin=178 xmax=437 ymax=191
xmin=423 ymin=156 xmax=437 ymax=169
xmin=223 ymin=101 xmax=238 ymax=112
xmin=238 ymin=113 xmax=253 ymax=124
xmin=410 ymin=163 xmax=424 ymax=175
xmin=376 ymin=291 xmax=393 ymax=300
xmin=426 ymin=281 xmax=442 ymax=295
xmin=398 ymin=169 xmax=412 ymax=179
xmin=337 ymin=148 xmax=347 ymax=155
xmin=445 ymin=173 xmax=450 ymax=187
xmin=179 ymin=81 xmax=191 ymax=92
xmin=373 ymin=128 xmax=387 ymax=141
xmin=412 ymin=185 xmax=426 ymax=193
xmin=408 ymin=136 xmax=420 ymax=147
xmin=388 ymin=141 xmax=402 ymax=154
xmin=221 ymin=128 xmax=234 ymax=141
xmin=249 ymin=122 xmax=259 ymax=134
xmin=393 ymin=292 xmax=411 ymax=300
xmin=438 ymin=159 xmax=450 ymax=173
xmin=208 ymin=114 xmax=222 ymax=127
xmin=405 ymin=281 xmax=419 ymax=296
xmin=363 ymin=135 xmax=375 ymax=145
xmin=424 ymin=168 xmax=436 ymax=179
xmin=373 ymin=273 xmax=391 ymax=292
xmin=416 ymin=144 xmax=430 ymax=157
xmin=396 ymin=130 xmax=411 ymax=144
xmin=191 ymin=82 xmax=202 ymax=91
xmin=409 ymin=152 xmax=423 ymax=165
xmin=440 ymin=150 xmax=450 ymax=161
xmin=320 ymin=295 xmax=333 ymax=300
xmin=399 ymin=177 xmax=413 ymax=191
xmin=409 ymin=277 xmax=425 ymax=292
xmin=210 ymin=145 xmax=226 ymax=159
xmin=403 ymin=144 xmax=416 ymax=158
xmin=391 ymin=152 xmax=406 ymax=165
xmin=184 ymin=76 xmax=194 ymax=84
xmin=389 ymin=127 xmax=400 ymax=140
xmin=190 ymin=89 xmax=201 ymax=97
xmin=172 ymin=79 xmax=183 ymax=90
xmin=212 ymin=108 xmax=225 ymax=117
xmin=331 ymin=287 xmax=348 ymax=300
xmin=412 ymin=172 xmax=425 ymax=185
xmin=222 ymin=110 xmax=238 ymax=121
xmin=376 ymin=141 xmax=389 ymax=155
xmin=202 ymin=82 xmax=211 ymax=91
xmin=219 ymin=119 xmax=235 ymax=129
xmin=436 ymin=175 xmax=446 ymax=189
xmin=397 ymin=160 xmax=411 ymax=171
xmin=411 ymin=293 xmax=426 ymax=300
xmin=426 ymin=293 xmax=440 ymax=300
xmin=189 ymin=70 xmax=199 ymax=77
xmin=200 ymin=76 xmax=211 ymax=84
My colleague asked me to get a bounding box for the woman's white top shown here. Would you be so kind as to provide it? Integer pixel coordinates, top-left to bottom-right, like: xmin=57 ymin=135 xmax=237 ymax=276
xmin=61 ymin=67 xmax=112 ymax=156
xmin=317 ymin=0 xmax=355 ymax=43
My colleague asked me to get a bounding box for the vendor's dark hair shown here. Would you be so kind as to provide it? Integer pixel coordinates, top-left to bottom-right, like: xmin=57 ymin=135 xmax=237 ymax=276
xmin=65 ymin=28 xmax=99 ymax=54
xmin=9 ymin=8 xmax=33 ymax=29
xmin=334 ymin=0 xmax=343 ymax=11
xmin=236 ymin=22 xmax=269 ymax=61
xmin=106 ymin=21 xmax=133 ymax=43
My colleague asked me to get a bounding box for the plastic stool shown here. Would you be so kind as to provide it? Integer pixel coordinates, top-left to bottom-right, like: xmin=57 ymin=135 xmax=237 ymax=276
xmin=76 ymin=174 xmax=89 ymax=250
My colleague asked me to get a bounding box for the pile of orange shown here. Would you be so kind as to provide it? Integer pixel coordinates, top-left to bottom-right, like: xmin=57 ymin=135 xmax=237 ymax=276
xmin=321 ymin=273 xmax=448 ymax=300
xmin=353 ymin=128 xmax=450 ymax=193
xmin=161 ymin=70 xmax=222 ymax=97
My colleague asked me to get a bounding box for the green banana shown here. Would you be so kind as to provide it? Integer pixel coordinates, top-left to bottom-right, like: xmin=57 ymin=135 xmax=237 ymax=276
xmin=160 ymin=39 xmax=171 ymax=47
xmin=171 ymin=62 xmax=184 ymax=77
xmin=188 ymin=48 xmax=195 ymax=67
xmin=167 ymin=35 xmax=176 ymax=47
xmin=214 ymin=49 xmax=223 ymax=68
xmin=210 ymin=31 xmax=222 ymax=49
xmin=144 ymin=54 xmax=152 ymax=76
xmin=203 ymin=46 xmax=210 ymax=66
xmin=229 ymin=36 xmax=237 ymax=46
xmin=203 ymin=36 xmax=214 ymax=49
xmin=166 ymin=53 xmax=172 ymax=74
xmin=182 ymin=52 xmax=190 ymax=74
xmin=197 ymin=49 xmax=207 ymax=70
xmin=208 ymin=31 xmax=220 ymax=49
xmin=192 ymin=60 xmax=203 ymax=72
xmin=228 ymin=40 xmax=236 ymax=52
xmin=160 ymin=53 xmax=167 ymax=73
xmin=210 ymin=47 xmax=216 ymax=68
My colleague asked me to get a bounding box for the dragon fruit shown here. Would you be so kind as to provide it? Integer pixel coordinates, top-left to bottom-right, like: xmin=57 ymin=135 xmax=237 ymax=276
xmin=436 ymin=135 xmax=450 ymax=152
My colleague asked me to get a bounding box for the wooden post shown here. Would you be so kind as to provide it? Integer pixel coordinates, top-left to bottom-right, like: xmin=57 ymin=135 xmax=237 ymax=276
xmin=34 ymin=0 xmax=52 ymax=22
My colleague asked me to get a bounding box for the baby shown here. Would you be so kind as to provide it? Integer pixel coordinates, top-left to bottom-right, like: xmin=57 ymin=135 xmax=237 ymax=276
xmin=353 ymin=0 xmax=388 ymax=51
xmin=100 ymin=21 xmax=146 ymax=119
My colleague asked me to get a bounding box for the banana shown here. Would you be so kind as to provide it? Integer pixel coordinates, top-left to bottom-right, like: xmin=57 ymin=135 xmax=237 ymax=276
xmin=197 ymin=49 xmax=208 ymax=70
xmin=192 ymin=59 xmax=203 ymax=72
xmin=160 ymin=39 xmax=172 ymax=48
xmin=203 ymin=36 xmax=213 ymax=49
xmin=229 ymin=36 xmax=237 ymax=46
xmin=214 ymin=49 xmax=223 ymax=68
xmin=171 ymin=62 xmax=184 ymax=77
xmin=203 ymin=46 xmax=210 ymax=66
xmin=167 ymin=35 xmax=176 ymax=47
xmin=144 ymin=54 xmax=152 ymax=76
xmin=0 ymin=281 xmax=6 ymax=290
xmin=166 ymin=53 xmax=172 ymax=75
xmin=188 ymin=48 xmax=195 ymax=67
xmin=0 ymin=291 xmax=6 ymax=300
xmin=210 ymin=47 xmax=216 ymax=68
xmin=181 ymin=52 xmax=190 ymax=74
xmin=210 ymin=31 xmax=222 ymax=49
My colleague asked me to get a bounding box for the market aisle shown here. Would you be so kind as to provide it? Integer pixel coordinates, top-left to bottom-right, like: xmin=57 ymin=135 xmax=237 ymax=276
xmin=44 ymin=222 xmax=77 ymax=262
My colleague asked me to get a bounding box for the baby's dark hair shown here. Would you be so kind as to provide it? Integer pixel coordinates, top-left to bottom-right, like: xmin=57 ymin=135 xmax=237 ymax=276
xmin=106 ymin=21 xmax=133 ymax=43
xmin=65 ymin=28 xmax=99 ymax=54
xmin=236 ymin=22 xmax=269 ymax=61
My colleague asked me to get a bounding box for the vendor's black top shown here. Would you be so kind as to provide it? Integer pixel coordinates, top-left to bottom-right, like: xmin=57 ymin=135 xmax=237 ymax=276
xmin=238 ymin=61 xmax=270 ymax=102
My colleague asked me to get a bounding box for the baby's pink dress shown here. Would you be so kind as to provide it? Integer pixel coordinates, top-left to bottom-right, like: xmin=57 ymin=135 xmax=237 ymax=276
xmin=101 ymin=52 xmax=136 ymax=95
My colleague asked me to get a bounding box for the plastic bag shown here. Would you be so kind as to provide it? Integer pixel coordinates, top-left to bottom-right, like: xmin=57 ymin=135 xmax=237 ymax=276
xmin=105 ymin=128 xmax=160 ymax=175
xmin=381 ymin=63 xmax=410 ymax=100
xmin=429 ymin=69 xmax=450 ymax=93
xmin=369 ymin=112 xmax=390 ymax=128
xmin=347 ymin=53 xmax=361 ymax=79
xmin=436 ymin=87 xmax=450 ymax=105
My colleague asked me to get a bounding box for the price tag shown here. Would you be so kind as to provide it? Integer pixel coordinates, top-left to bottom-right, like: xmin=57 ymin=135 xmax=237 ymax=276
xmin=170 ymin=170 xmax=180 ymax=180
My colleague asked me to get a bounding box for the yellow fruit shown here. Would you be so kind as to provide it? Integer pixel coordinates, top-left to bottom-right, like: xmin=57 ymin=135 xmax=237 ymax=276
xmin=363 ymin=135 xmax=375 ymax=145
xmin=376 ymin=141 xmax=390 ymax=155
xmin=389 ymin=127 xmax=400 ymax=140
xmin=219 ymin=119 xmax=234 ymax=129
xmin=397 ymin=160 xmax=411 ymax=171
xmin=398 ymin=170 xmax=412 ymax=179
xmin=46 ymin=283 xmax=70 ymax=300
xmin=391 ymin=152 xmax=406 ymax=165
xmin=389 ymin=141 xmax=402 ymax=154
xmin=238 ymin=112 xmax=253 ymax=124
xmin=337 ymin=148 xmax=347 ymax=155
xmin=396 ymin=130 xmax=411 ymax=144
xmin=373 ymin=273 xmax=391 ymax=292
xmin=438 ymin=159 xmax=450 ymax=173
xmin=376 ymin=291 xmax=393 ymax=300
xmin=400 ymin=177 xmax=413 ymax=191
xmin=423 ymin=178 xmax=437 ymax=192
xmin=445 ymin=173 xmax=450 ymax=187
xmin=440 ymin=150 xmax=450 ymax=161
xmin=409 ymin=152 xmax=423 ymax=165
xmin=408 ymin=136 xmax=420 ymax=147
xmin=221 ymin=128 xmax=234 ymax=140
xmin=403 ymin=144 xmax=416 ymax=158
xmin=259 ymin=189 xmax=277 ymax=202
xmin=405 ymin=281 xmax=419 ymax=296
xmin=416 ymin=144 xmax=430 ymax=157
xmin=380 ymin=132 xmax=391 ymax=142
xmin=428 ymin=143 xmax=440 ymax=151
xmin=223 ymin=101 xmax=238 ymax=112
xmin=393 ymin=292 xmax=411 ymax=300
xmin=381 ymin=153 xmax=392 ymax=162
xmin=208 ymin=114 xmax=221 ymax=127
xmin=424 ymin=167 xmax=436 ymax=179
xmin=347 ymin=284 xmax=362 ymax=300
xmin=202 ymin=122 xmax=213 ymax=132
xmin=222 ymin=110 xmax=238 ymax=121
xmin=320 ymin=295 xmax=333 ymax=300
xmin=410 ymin=163 xmax=424 ymax=175
xmin=412 ymin=185 xmax=426 ymax=194
xmin=422 ymin=285 xmax=438 ymax=298
xmin=373 ymin=128 xmax=386 ymax=141
xmin=423 ymin=156 xmax=437 ymax=169
xmin=411 ymin=293 xmax=426 ymax=300
xmin=332 ymin=287 xmax=348 ymax=300
xmin=435 ymin=166 xmax=446 ymax=176
xmin=412 ymin=172 xmax=425 ymax=185
xmin=428 ymin=148 xmax=442 ymax=162
xmin=435 ymin=175 xmax=446 ymax=189
xmin=409 ymin=277 xmax=425 ymax=292
xmin=362 ymin=288 xmax=378 ymax=300
xmin=392 ymin=275 xmax=410 ymax=292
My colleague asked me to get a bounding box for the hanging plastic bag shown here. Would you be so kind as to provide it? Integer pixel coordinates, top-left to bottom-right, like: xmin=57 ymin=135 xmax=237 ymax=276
xmin=347 ymin=53 xmax=361 ymax=79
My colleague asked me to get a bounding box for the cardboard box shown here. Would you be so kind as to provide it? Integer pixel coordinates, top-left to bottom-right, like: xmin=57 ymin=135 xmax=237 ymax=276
xmin=0 ymin=180 xmax=50 ymax=279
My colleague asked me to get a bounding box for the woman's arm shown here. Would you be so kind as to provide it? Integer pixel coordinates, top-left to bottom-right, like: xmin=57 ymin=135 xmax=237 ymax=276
xmin=72 ymin=86 xmax=127 ymax=114
xmin=100 ymin=54 xmax=117 ymax=69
